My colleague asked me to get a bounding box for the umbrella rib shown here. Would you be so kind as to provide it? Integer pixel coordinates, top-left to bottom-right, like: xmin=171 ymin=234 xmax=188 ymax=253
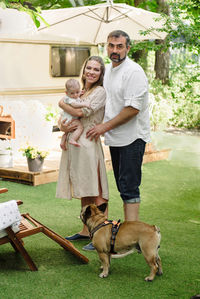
xmin=86 ymin=7 xmax=109 ymax=23
xmin=38 ymin=7 xmax=107 ymax=31
xmin=38 ymin=12 xmax=85 ymax=31
xmin=112 ymin=6 xmax=163 ymax=38
xmin=112 ymin=7 xmax=149 ymax=30
xmin=38 ymin=9 xmax=99 ymax=31
xmin=126 ymin=15 xmax=163 ymax=38
xmin=106 ymin=8 xmax=133 ymax=22
xmin=93 ymin=8 xmax=108 ymax=44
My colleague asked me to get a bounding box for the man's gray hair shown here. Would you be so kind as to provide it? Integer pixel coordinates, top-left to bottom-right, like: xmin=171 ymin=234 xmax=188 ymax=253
xmin=107 ymin=30 xmax=131 ymax=48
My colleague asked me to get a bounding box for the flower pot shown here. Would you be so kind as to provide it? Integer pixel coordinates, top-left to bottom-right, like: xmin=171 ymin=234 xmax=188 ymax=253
xmin=0 ymin=150 xmax=13 ymax=168
xmin=27 ymin=156 xmax=44 ymax=172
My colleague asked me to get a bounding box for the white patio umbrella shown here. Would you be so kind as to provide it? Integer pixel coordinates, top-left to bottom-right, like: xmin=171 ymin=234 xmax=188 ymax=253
xmin=38 ymin=1 xmax=167 ymax=45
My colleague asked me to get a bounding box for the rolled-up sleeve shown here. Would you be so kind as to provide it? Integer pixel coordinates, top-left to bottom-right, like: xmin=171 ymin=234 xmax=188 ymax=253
xmin=124 ymin=70 xmax=148 ymax=111
xmin=82 ymin=87 xmax=106 ymax=117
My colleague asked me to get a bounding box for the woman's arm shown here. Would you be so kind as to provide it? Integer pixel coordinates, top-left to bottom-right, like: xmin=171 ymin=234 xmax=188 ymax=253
xmin=70 ymin=101 xmax=91 ymax=109
xmin=81 ymin=87 xmax=106 ymax=118
xmin=59 ymin=99 xmax=83 ymax=118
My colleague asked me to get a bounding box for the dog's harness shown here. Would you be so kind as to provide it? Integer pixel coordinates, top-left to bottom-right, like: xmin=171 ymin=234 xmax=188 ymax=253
xmin=90 ymin=220 xmax=121 ymax=254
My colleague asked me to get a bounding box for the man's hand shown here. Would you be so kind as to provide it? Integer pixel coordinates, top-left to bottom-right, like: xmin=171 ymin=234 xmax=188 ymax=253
xmin=86 ymin=123 xmax=107 ymax=141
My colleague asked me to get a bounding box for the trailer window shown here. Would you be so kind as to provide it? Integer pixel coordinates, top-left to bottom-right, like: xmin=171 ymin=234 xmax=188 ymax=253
xmin=51 ymin=46 xmax=90 ymax=77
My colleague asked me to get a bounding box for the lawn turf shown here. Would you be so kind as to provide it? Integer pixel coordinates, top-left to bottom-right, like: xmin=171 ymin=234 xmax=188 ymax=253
xmin=0 ymin=160 xmax=199 ymax=299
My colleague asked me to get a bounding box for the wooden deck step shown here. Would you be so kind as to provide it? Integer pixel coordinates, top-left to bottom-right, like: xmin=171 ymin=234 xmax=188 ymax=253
xmin=0 ymin=166 xmax=58 ymax=186
xmin=103 ymin=142 xmax=171 ymax=171
xmin=0 ymin=143 xmax=171 ymax=185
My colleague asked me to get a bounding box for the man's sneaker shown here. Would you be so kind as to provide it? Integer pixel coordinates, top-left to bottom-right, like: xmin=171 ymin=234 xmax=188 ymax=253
xmin=82 ymin=242 xmax=95 ymax=251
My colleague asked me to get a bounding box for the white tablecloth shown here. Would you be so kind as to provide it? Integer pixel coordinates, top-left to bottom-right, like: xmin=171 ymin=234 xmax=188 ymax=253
xmin=0 ymin=200 xmax=21 ymax=238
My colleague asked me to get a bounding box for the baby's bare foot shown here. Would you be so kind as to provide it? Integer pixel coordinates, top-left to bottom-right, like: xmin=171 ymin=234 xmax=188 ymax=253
xmin=60 ymin=143 xmax=67 ymax=151
xmin=69 ymin=141 xmax=80 ymax=147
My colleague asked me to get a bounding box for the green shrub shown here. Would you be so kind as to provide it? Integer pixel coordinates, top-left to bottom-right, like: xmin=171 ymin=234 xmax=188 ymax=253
xmin=147 ymin=51 xmax=200 ymax=130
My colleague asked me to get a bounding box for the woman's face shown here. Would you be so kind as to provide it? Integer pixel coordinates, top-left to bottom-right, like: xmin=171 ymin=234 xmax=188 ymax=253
xmin=84 ymin=60 xmax=101 ymax=88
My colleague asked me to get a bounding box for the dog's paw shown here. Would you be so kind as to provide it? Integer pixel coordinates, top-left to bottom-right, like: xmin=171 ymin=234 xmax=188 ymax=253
xmin=156 ymin=270 xmax=163 ymax=276
xmin=99 ymin=272 xmax=108 ymax=278
xmin=145 ymin=276 xmax=153 ymax=282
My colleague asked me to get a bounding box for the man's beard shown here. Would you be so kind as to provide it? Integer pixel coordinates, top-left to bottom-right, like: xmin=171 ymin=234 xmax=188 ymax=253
xmin=110 ymin=53 xmax=126 ymax=63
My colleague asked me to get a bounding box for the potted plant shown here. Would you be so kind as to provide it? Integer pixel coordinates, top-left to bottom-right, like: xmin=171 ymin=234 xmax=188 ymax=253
xmin=20 ymin=146 xmax=49 ymax=172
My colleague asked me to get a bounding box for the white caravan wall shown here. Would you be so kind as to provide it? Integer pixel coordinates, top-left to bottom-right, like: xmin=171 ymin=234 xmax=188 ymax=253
xmin=0 ymin=42 xmax=98 ymax=107
xmin=0 ymin=43 xmax=66 ymax=90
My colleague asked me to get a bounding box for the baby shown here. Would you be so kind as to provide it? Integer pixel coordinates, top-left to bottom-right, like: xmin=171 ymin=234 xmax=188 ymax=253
xmin=60 ymin=78 xmax=90 ymax=150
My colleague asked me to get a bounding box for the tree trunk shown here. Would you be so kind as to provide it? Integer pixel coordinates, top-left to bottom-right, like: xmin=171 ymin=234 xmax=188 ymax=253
xmin=131 ymin=0 xmax=148 ymax=71
xmin=134 ymin=0 xmax=143 ymax=6
xmin=155 ymin=0 xmax=170 ymax=84
xmin=155 ymin=40 xmax=170 ymax=84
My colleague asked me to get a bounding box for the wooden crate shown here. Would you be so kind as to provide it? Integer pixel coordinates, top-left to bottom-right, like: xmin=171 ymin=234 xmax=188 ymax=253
xmin=0 ymin=116 xmax=15 ymax=139
xmin=0 ymin=166 xmax=59 ymax=186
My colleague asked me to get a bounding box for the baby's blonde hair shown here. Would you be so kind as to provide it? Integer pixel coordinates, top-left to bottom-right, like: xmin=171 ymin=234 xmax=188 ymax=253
xmin=65 ymin=79 xmax=80 ymax=91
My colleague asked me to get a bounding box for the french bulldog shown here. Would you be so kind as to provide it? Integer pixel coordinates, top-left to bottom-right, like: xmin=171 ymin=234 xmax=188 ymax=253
xmin=80 ymin=203 xmax=163 ymax=281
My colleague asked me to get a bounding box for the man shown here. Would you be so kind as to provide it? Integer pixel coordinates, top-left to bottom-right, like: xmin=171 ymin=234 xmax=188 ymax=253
xmin=87 ymin=30 xmax=150 ymax=223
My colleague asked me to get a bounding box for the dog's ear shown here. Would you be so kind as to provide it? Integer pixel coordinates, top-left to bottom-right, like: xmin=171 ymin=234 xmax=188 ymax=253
xmin=85 ymin=205 xmax=91 ymax=219
xmin=97 ymin=203 xmax=107 ymax=213
xmin=81 ymin=205 xmax=91 ymax=224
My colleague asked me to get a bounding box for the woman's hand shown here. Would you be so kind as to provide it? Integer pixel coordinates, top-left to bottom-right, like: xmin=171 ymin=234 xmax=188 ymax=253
xmin=59 ymin=118 xmax=79 ymax=133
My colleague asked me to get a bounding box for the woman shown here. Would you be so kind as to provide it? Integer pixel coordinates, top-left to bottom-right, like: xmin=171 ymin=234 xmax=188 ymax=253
xmin=56 ymin=56 xmax=109 ymax=251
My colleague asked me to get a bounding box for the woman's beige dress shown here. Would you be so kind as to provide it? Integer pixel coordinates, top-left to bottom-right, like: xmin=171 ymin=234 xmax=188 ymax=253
xmin=56 ymin=86 xmax=109 ymax=200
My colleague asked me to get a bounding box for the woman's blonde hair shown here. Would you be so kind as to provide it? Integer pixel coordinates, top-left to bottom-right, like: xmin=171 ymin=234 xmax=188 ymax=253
xmin=80 ymin=56 xmax=105 ymax=93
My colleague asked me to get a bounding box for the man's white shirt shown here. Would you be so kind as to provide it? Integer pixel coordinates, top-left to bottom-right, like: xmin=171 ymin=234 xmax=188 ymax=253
xmin=104 ymin=57 xmax=151 ymax=147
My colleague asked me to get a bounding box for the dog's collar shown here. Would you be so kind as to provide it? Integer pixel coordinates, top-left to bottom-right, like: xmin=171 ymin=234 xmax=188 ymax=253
xmin=90 ymin=219 xmax=121 ymax=254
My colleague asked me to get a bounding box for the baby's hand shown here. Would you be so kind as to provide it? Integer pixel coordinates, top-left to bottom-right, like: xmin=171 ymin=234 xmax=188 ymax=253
xmin=84 ymin=103 xmax=91 ymax=108
xmin=80 ymin=90 xmax=85 ymax=96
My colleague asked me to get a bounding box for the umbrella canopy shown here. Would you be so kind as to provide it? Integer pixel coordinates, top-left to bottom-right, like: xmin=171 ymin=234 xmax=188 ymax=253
xmin=0 ymin=7 xmax=90 ymax=45
xmin=38 ymin=1 xmax=167 ymax=45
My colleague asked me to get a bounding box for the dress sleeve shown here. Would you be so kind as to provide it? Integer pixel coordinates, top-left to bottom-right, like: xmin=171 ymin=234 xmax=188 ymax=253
xmin=81 ymin=86 xmax=106 ymax=118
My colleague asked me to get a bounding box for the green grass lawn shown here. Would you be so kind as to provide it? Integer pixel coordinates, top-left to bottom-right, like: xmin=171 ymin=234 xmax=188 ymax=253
xmin=0 ymin=160 xmax=199 ymax=299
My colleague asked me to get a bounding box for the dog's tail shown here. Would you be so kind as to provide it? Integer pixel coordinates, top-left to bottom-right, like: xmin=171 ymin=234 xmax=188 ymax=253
xmin=154 ymin=225 xmax=160 ymax=234
xmin=154 ymin=226 xmax=161 ymax=249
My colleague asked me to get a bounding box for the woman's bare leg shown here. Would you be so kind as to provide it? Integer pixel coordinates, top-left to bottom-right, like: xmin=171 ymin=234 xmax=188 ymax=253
xmin=79 ymin=164 xmax=108 ymax=235
xmin=95 ymin=164 xmax=108 ymax=217
xmin=79 ymin=196 xmax=96 ymax=236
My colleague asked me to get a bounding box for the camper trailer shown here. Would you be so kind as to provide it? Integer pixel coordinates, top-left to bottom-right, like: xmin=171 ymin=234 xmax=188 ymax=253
xmin=0 ymin=8 xmax=99 ymax=107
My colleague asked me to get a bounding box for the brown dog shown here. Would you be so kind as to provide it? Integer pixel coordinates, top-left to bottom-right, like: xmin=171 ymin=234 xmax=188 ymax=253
xmin=80 ymin=203 xmax=163 ymax=281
